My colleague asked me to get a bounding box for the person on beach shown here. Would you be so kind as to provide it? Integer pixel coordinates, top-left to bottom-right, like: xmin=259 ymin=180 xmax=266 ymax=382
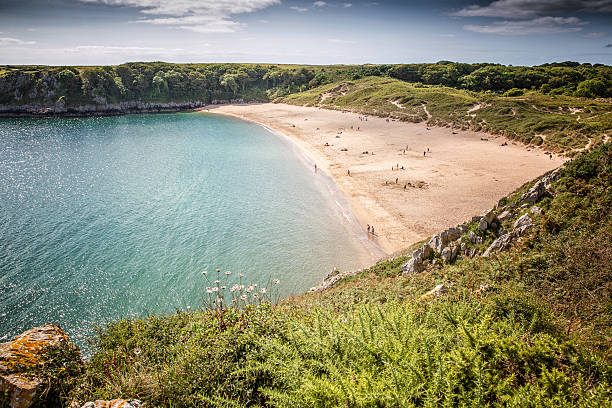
xmin=404 ymin=184 xmax=407 ymax=190
xmin=347 ymin=169 xmax=351 ymax=176
xmin=367 ymin=224 xmax=370 ymax=233
xmin=424 ymin=151 xmax=426 ymax=156
xmin=371 ymin=226 xmax=375 ymax=235
xmin=395 ymin=177 xmax=398 ymax=184
xmin=314 ymin=163 xmax=317 ymax=172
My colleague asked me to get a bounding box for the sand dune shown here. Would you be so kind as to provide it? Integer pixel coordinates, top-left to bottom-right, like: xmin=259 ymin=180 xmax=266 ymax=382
xmin=203 ymin=103 xmax=564 ymax=256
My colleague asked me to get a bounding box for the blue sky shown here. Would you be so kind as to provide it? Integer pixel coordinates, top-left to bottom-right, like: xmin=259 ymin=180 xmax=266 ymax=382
xmin=0 ymin=0 xmax=611 ymax=65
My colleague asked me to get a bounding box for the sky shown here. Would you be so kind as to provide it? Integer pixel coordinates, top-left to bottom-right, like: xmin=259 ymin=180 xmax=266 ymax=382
xmin=0 ymin=0 xmax=611 ymax=66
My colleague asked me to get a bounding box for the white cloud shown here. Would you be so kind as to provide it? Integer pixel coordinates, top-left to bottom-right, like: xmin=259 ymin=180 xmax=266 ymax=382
xmin=313 ymin=1 xmax=327 ymax=6
xmin=328 ymin=38 xmax=356 ymax=44
xmin=453 ymin=0 xmax=612 ymax=19
xmin=290 ymin=6 xmax=308 ymax=12
xmin=343 ymin=2 xmax=352 ymax=7
xmin=440 ymin=34 xmax=456 ymax=38
xmin=0 ymin=37 xmax=36 ymax=46
xmin=464 ymin=16 xmax=587 ymax=35
xmin=79 ymin=0 xmax=280 ymax=33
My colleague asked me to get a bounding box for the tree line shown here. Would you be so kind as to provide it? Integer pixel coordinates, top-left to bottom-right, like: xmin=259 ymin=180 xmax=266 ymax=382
xmin=0 ymin=61 xmax=610 ymax=108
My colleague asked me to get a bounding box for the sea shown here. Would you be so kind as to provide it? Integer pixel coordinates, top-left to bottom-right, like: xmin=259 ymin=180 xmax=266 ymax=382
xmin=0 ymin=112 xmax=374 ymax=350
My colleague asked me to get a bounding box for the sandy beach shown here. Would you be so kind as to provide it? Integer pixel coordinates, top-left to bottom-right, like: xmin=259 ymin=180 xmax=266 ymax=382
xmin=202 ymin=103 xmax=564 ymax=256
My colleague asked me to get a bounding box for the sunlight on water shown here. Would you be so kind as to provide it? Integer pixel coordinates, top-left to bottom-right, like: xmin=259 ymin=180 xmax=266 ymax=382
xmin=0 ymin=113 xmax=370 ymax=351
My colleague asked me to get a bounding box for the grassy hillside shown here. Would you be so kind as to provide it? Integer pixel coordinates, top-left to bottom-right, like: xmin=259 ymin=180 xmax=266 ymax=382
xmin=281 ymin=76 xmax=612 ymax=153
xmin=44 ymin=144 xmax=610 ymax=407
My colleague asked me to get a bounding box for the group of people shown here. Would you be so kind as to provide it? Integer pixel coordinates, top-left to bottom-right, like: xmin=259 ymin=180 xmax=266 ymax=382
xmin=366 ymin=224 xmax=376 ymax=235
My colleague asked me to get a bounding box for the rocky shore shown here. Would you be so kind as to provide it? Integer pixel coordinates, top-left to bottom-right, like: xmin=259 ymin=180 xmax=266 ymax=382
xmin=311 ymin=167 xmax=562 ymax=292
xmin=0 ymin=99 xmax=248 ymax=118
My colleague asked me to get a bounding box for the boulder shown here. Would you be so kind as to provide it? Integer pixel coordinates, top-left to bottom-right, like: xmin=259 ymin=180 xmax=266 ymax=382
xmin=468 ymin=231 xmax=483 ymax=245
xmin=481 ymin=209 xmax=497 ymax=225
xmin=441 ymin=247 xmax=452 ymax=263
xmin=0 ymin=325 xmax=80 ymax=408
xmin=402 ymin=256 xmax=424 ymax=274
xmin=520 ymin=168 xmax=560 ymax=204
xmin=497 ymin=210 xmax=512 ymax=223
xmin=483 ymin=233 xmax=514 ymax=257
xmin=478 ymin=218 xmax=488 ymax=232
xmin=513 ymin=213 xmax=533 ymax=230
xmin=530 ymin=206 xmax=543 ymax=215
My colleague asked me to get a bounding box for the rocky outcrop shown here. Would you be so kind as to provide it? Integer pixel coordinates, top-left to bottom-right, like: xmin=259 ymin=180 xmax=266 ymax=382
xmin=0 ymin=101 xmax=204 ymax=117
xmin=402 ymin=224 xmax=466 ymax=274
xmin=520 ymin=168 xmax=560 ymax=204
xmin=71 ymin=400 xmax=142 ymax=408
xmin=0 ymin=325 xmax=81 ymax=408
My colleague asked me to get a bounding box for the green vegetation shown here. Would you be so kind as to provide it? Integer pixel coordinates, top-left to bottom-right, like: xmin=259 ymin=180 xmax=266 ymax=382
xmin=281 ymin=76 xmax=612 ymax=153
xmin=2 ymin=61 xmax=610 ymax=152
xmin=55 ymin=144 xmax=611 ymax=407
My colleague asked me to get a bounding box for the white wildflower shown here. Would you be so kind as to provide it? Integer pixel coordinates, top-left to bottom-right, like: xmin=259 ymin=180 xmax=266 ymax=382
xmin=238 ymin=273 xmax=244 ymax=278
xmin=225 ymin=270 xmax=231 ymax=275
xmin=206 ymin=287 xmax=212 ymax=294
xmin=212 ymin=287 xmax=219 ymax=293
xmin=273 ymin=279 xmax=280 ymax=285
xmin=260 ymin=288 xmax=266 ymax=294
xmin=201 ymin=270 xmax=207 ymax=276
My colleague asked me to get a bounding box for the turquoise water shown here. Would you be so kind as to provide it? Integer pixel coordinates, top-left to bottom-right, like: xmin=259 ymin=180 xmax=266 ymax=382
xmin=0 ymin=112 xmax=372 ymax=349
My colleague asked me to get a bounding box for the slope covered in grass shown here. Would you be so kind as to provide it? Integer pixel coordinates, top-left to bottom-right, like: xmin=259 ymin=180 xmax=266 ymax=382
xmin=280 ymin=76 xmax=612 ymax=153
xmin=58 ymin=144 xmax=611 ymax=407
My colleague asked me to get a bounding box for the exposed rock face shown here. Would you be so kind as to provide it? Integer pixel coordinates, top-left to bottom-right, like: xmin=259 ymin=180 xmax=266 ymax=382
xmin=497 ymin=210 xmax=512 ymax=223
xmin=483 ymin=213 xmax=534 ymax=257
xmin=520 ymin=168 xmax=560 ymax=204
xmin=0 ymin=325 xmax=78 ymax=408
xmin=0 ymin=100 xmax=214 ymax=117
xmin=73 ymin=400 xmax=142 ymax=408
xmin=513 ymin=213 xmax=534 ymax=234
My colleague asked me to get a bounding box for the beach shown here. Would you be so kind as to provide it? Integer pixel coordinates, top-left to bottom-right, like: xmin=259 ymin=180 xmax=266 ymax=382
xmin=203 ymin=103 xmax=565 ymax=255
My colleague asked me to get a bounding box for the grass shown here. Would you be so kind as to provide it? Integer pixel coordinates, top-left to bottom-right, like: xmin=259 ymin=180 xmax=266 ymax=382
xmin=44 ymin=144 xmax=611 ymax=407
xmin=280 ymin=77 xmax=612 ymax=154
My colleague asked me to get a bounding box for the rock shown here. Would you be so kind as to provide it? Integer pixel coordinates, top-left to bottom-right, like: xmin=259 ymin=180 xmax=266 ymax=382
xmin=513 ymin=213 xmax=533 ymax=230
xmin=471 ymin=215 xmax=482 ymax=223
xmin=419 ymin=283 xmax=446 ymax=300
xmin=402 ymin=256 xmax=424 ymax=274
xmin=478 ymin=218 xmax=488 ymax=232
xmin=468 ymin=231 xmax=483 ymax=245
xmin=441 ymin=247 xmax=452 ymax=263
xmin=497 ymin=210 xmax=512 ymax=223
xmin=520 ymin=168 xmax=560 ymax=204
xmin=0 ymin=325 xmax=80 ymax=408
xmin=460 ymin=242 xmax=467 ymax=254
xmin=451 ymin=245 xmax=460 ymax=262
xmin=483 ymin=233 xmax=514 ymax=256
xmin=75 ymin=400 xmax=142 ymax=408
xmin=481 ymin=209 xmax=497 ymax=225
xmin=530 ymin=206 xmax=543 ymax=215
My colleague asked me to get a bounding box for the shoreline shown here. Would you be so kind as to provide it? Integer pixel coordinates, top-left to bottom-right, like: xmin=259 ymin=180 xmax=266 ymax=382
xmin=201 ymin=110 xmax=387 ymax=266
xmin=201 ymin=103 xmax=565 ymax=255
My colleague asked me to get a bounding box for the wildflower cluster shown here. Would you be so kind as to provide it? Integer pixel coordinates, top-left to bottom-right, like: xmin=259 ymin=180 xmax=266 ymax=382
xmin=200 ymin=268 xmax=280 ymax=311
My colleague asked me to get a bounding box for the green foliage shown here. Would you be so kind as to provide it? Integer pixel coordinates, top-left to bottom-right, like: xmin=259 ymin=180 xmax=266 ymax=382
xmin=282 ymin=76 xmax=612 ymax=152
xmin=69 ymin=306 xmax=299 ymax=407
xmin=54 ymin=145 xmax=612 ymax=407
xmin=258 ymin=301 xmax=610 ymax=407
